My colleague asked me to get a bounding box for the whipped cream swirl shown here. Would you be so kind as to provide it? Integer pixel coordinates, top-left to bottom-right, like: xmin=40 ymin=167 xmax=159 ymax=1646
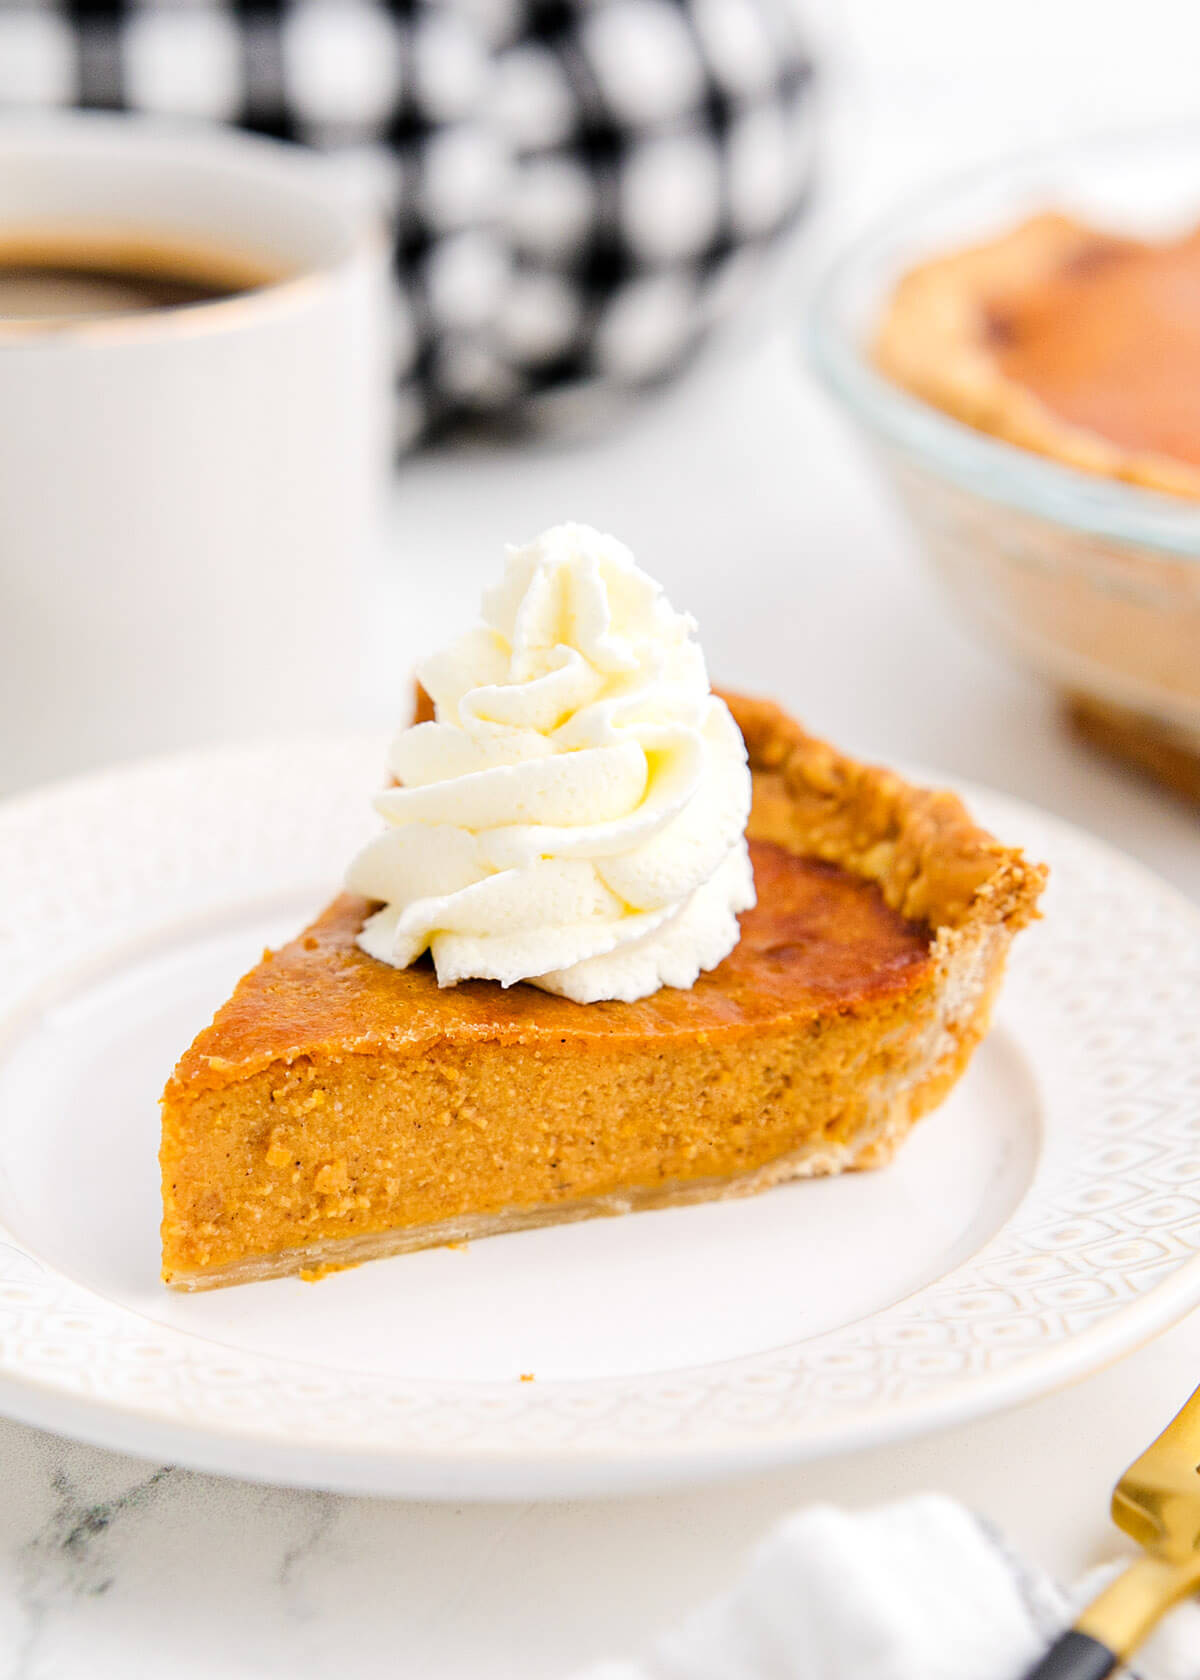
xmin=347 ymin=523 xmax=755 ymax=1003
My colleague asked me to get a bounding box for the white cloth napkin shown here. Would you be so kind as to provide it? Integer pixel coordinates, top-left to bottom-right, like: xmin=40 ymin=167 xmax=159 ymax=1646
xmin=573 ymin=1496 xmax=1200 ymax=1680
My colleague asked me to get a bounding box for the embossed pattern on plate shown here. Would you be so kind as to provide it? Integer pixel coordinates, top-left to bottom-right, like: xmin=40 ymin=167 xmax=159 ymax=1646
xmin=0 ymin=738 xmax=1196 ymax=1499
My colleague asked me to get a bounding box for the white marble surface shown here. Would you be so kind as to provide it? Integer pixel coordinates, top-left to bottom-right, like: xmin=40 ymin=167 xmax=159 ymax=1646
xmin=3 ymin=3 xmax=1200 ymax=1675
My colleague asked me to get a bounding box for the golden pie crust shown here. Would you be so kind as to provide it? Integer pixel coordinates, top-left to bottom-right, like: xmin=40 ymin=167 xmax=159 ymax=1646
xmin=160 ymin=693 xmax=1046 ymax=1290
xmin=875 ymin=211 xmax=1200 ymax=499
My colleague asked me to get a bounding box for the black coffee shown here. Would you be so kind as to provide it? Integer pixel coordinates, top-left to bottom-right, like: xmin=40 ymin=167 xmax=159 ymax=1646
xmin=0 ymin=231 xmax=286 ymax=322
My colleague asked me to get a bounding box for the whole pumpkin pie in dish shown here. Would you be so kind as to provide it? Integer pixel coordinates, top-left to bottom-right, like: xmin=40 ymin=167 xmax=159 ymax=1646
xmin=873 ymin=211 xmax=1200 ymax=803
xmin=875 ymin=210 xmax=1200 ymax=498
xmin=161 ymin=527 xmax=1045 ymax=1290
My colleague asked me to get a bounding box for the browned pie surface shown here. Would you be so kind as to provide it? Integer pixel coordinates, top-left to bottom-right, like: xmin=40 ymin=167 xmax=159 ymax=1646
xmin=174 ymin=840 xmax=934 ymax=1091
xmin=989 ymin=228 xmax=1200 ymax=468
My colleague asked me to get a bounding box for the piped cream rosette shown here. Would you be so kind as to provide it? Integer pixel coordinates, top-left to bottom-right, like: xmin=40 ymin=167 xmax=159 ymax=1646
xmin=347 ymin=524 xmax=755 ymax=1004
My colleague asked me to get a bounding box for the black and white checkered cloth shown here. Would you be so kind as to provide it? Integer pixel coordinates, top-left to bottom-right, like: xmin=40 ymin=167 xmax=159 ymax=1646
xmin=0 ymin=0 xmax=816 ymax=446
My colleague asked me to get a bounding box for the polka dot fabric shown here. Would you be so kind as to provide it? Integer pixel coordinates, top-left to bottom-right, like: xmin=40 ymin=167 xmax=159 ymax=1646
xmin=0 ymin=0 xmax=816 ymax=445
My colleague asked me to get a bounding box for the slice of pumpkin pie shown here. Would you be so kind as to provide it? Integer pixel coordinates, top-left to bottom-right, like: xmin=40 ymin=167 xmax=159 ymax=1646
xmin=161 ymin=525 xmax=1044 ymax=1289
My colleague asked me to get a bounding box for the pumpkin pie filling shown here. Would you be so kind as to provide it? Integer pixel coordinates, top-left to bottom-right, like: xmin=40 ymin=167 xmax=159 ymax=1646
xmin=987 ymin=228 xmax=1200 ymax=469
xmin=161 ymin=691 xmax=1044 ymax=1290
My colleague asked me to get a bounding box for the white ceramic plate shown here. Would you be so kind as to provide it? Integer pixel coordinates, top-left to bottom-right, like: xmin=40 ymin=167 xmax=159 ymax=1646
xmin=0 ymin=739 xmax=1197 ymax=1499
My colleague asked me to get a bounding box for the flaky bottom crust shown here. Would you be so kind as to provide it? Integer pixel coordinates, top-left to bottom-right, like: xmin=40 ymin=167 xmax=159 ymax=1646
xmin=169 ymin=1126 xmax=920 ymax=1290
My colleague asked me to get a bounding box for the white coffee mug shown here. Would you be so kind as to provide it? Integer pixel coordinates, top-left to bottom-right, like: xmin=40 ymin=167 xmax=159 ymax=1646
xmin=0 ymin=111 xmax=390 ymax=794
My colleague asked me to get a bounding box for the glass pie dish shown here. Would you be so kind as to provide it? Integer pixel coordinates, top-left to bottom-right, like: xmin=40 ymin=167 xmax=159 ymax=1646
xmin=808 ymin=128 xmax=1200 ymax=788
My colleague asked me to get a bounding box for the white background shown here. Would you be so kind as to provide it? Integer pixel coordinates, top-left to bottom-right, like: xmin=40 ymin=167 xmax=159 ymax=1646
xmin=2 ymin=2 xmax=1200 ymax=1674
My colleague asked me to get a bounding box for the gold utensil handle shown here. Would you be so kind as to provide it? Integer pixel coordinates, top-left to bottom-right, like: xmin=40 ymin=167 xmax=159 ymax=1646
xmin=1076 ymin=1552 xmax=1200 ymax=1655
